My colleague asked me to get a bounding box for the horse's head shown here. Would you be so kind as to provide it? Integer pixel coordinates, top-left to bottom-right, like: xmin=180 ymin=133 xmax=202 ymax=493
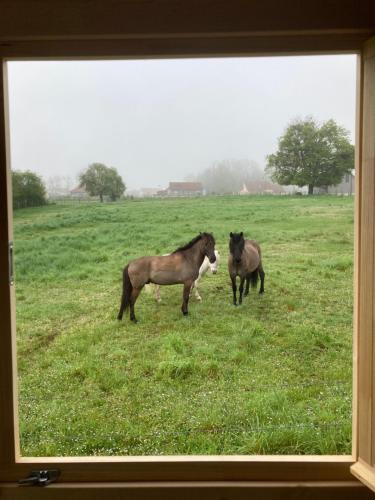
xmin=210 ymin=249 xmax=220 ymax=274
xmin=201 ymin=233 xmax=216 ymax=264
xmin=229 ymin=232 xmax=244 ymax=264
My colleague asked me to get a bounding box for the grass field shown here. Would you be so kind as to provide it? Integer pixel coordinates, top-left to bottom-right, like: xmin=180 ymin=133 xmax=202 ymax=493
xmin=14 ymin=195 xmax=354 ymax=456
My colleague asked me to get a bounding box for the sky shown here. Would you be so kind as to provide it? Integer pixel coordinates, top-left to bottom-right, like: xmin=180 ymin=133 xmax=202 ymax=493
xmin=7 ymin=55 xmax=357 ymax=191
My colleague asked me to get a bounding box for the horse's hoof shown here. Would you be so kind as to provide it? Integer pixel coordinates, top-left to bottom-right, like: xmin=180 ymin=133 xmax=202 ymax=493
xmin=259 ymin=290 xmax=264 ymax=294
xmin=183 ymin=311 xmax=188 ymax=316
xmin=197 ymin=297 xmax=202 ymax=302
xmin=131 ymin=318 xmax=138 ymax=323
xmin=117 ymin=315 xmax=123 ymax=321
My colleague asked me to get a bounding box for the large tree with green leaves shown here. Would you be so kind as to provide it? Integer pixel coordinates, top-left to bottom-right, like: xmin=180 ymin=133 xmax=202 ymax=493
xmin=12 ymin=170 xmax=47 ymax=209
xmin=79 ymin=163 xmax=126 ymax=202
xmin=266 ymin=117 xmax=354 ymax=195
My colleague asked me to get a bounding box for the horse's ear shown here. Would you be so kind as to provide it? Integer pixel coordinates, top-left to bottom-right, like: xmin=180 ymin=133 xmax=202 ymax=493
xmin=230 ymin=232 xmax=233 ymax=237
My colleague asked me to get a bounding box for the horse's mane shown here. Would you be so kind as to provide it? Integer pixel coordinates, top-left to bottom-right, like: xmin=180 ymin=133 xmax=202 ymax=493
xmin=172 ymin=233 xmax=212 ymax=253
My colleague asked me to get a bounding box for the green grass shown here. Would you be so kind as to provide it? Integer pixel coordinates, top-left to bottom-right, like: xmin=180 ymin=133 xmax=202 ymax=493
xmin=14 ymin=195 xmax=353 ymax=456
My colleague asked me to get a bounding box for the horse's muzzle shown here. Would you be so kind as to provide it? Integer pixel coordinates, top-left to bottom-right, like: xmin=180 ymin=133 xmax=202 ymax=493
xmin=211 ymin=269 xmax=217 ymax=274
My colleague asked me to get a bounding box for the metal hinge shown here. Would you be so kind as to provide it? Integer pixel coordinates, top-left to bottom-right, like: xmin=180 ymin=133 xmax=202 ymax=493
xmin=18 ymin=469 xmax=61 ymax=486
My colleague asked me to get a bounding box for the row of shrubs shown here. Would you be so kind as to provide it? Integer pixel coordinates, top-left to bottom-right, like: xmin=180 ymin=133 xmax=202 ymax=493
xmin=12 ymin=170 xmax=47 ymax=210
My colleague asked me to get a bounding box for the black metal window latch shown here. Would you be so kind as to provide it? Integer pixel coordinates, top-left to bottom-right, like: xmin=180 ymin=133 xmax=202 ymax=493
xmin=18 ymin=469 xmax=61 ymax=486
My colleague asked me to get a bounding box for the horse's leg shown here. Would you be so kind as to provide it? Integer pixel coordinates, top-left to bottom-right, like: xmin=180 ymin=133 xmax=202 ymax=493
xmin=130 ymin=287 xmax=142 ymax=323
xmin=259 ymin=266 xmax=265 ymax=294
xmin=239 ymin=276 xmax=245 ymax=304
xmin=192 ymin=278 xmax=202 ymax=301
xmin=231 ymin=275 xmax=237 ymax=306
xmin=244 ymin=275 xmax=250 ymax=296
xmin=155 ymin=284 xmax=161 ymax=303
xmin=181 ymin=280 xmax=193 ymax=315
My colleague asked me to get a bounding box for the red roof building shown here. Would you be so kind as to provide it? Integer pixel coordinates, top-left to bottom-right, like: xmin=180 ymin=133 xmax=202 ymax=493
xmin=70 ymin=185 xmax=88 ymax=198
xmin=165 ymin=182 xmax=203 ymax=196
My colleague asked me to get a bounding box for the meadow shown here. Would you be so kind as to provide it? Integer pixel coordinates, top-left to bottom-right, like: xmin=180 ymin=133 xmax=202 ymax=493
xmin=14 ymin=195 xmax=354 ymax=456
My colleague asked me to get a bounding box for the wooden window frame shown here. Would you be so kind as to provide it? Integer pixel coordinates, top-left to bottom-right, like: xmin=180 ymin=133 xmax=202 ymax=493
xmin=0 ymin=3 xmax=375 ymax=496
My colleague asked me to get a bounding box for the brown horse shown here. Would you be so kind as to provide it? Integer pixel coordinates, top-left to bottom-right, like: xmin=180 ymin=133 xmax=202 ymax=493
xmin=117 ymin=232 xmax=216 ymax=322
xmin=228 ymin=232 xmax=265 ymax=305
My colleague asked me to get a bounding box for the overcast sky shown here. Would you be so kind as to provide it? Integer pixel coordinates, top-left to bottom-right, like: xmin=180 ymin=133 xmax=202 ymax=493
xmin=7 ymin=55 xmax=357 ymax=190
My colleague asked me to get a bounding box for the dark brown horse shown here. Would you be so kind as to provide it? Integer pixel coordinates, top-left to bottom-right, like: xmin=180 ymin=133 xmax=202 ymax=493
xmin=117 ymin=232 xmax=216 ymax=322
xmin=228 ymin=232 xmax=265 ymax=305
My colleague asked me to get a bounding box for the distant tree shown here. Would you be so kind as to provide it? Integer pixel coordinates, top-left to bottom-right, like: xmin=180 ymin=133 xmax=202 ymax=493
xmin=196 ymin=159 xmax=263 ymax=194
xmin=106 ymin=168 xmax=127 ymax=201
xmin=79 ymin=163 xmax=126 ymax=202
xmin=46 ymin=175 xmax=73 ymax=197
xmin=12 ymin=170 xmax=47 ymax=209
xmin=266 ymin=117 xmax=354 ymax=195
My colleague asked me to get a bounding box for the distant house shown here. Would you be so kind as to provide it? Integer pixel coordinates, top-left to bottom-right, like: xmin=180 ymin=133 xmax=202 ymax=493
xmin=239 ymin=183 xmax=249 ymax=195
xmin=47 ymin=185 xmax=71 ymax=198
xmin=327 ymin=172 xmax=355 ymax=195
xmin=140 ymin=187 xmax=159 ymax=197
xmin=315 ymin=172 xmax=355 ymax=195
xmin=126 ymin=188 xmax=159 ymax=198
xmin=70 ymin=185 xmax=88 ymax=199
xmin=156 ymin=188 xmax=168 ymax=196
xmin=157 ymin=182 xmax=204 ymax=197
xmin=239 ymin=181 xmax=285 ymax=195
xmin=126 ymin=189 xmax=142 ymax=198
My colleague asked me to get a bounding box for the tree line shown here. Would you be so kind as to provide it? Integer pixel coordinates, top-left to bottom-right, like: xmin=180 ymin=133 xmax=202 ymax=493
xmin=266 ymin=117 xmax=354 ymax=194
xmin=193 ymin=117 xmax=354 ymax=195
xmin=12 ymin=170 xmax=47 ymax=209
xmin=11 ymin=116 xmax=354 ymax=208
xmin=12 ymin=163 xmax=126 ymax=209
xmin=193 ymin=159 xmax=264 ymax=195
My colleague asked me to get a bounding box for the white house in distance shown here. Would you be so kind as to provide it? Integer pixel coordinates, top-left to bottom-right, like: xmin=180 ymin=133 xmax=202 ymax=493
xmin=126 ymin=187 xmax=161 ymax=198
xmin=280 ymin=172 xmax=355 ymax=195
xmin=140 ymin=187 xmax=159 ymax=197
xmin=326 ymin=171 xmax=355 ymax=195
xmin=313 ymin=171 xmax=355 ymax=195
xmin=239 ymin=180 xmax=285 ymax=195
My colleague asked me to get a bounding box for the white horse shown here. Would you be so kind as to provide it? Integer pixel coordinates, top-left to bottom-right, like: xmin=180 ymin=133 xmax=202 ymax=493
xmin=147 ymin=249 xmax=220 ymax=302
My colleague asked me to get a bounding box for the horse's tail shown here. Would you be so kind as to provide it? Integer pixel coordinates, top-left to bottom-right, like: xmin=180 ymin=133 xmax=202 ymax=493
xmin=117 ymin=265 xmax=132 ymax=320
xmin=249 ymin=270 xmax=259 ymax=289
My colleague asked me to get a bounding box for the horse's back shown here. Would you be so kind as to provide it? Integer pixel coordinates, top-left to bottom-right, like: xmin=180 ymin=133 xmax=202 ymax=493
xmin=131 ymin=253 xmax=196 ymax=286
xmin=244 ymin=240 xmax=260 ymax=272
xmin=128 ymin=255 xmax=172 ymax=285
xmin=247 ymin=239 xmax=262 ymax=259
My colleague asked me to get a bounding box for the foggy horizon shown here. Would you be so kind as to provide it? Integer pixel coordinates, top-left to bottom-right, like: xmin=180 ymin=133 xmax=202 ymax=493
xmin=7 ymin=55 xmax=356 ymax=192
